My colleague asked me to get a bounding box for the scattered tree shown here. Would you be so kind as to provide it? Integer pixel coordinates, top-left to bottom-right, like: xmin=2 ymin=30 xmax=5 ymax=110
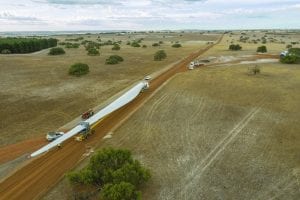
xmin=152 ymin=43 xmax=160 ymax=47
xmin=48 ymin=47 xmax=65 ymax=55
xmin=69 ymin=63 xmax=89 ymax=76
xmin=172 ymin=43 xmax=182 ymax=48
xmin=257 ymin=46 xmax=267 ymax=53
xmin=67 ymin=148 xmax=150 ymax=199
xmin=131 ymin=42 xmax=141 ymax=47
xmin=87 ymin=48 xmax=100 ymax=56
xmin=112 ymin=44 xmax=121 ymax=50
xmin=280 ymin=54 xmax=298 ymax=64
xmin=154 ymin=50 xmax=167 ymax=61
xmin=229 ymin=44 xmax=242 ymax=51
xmin=106 ymin=55 xmax=124 ymax=64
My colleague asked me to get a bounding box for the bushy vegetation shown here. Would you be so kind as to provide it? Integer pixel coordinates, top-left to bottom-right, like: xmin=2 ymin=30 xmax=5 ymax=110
xmin=154 ymin=50 xmax=167 ymax=61
xmin=68 ymin=63 xmax=89 ymax=76
xmin=142 ymin=45 xmax=147 ymax=48
xmin=48 ymin=47 xmax=65 ymax=55
xmin=65 ymin=43 xmax=80 ymax=48
xmin=152 ymin=43 xmax=160 ymax=47
xmin=67 ymin=148 xmax=150 ymax=200
xmin=172 ymin=43 xmax=182 ymax=48
xmin=112 ymin=44 xmax=121 ymax=50
xmin=65 ymin=37 xmax=84 ymax=42
xmin=131 ymin=41 xmax=141 ymax=47
xmin=0 ymin=38 xmax=57 ymax=54
xmin=229 ymin=44 xmax=242 ymax=51
xmin=257 ymin=45 xmax=267 ymax=53
xmin=106 ymin=55 xmax=124 ymax=64
xmin=87 ymin=48 xmax=100 ymax=56
xmin=280 ymin=48 xmax=300 ymax=64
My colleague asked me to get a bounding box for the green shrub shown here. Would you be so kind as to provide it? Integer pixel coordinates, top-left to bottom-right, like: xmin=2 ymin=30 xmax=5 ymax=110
xmin=257 ymin=46 xmax=267 ymax=53
xmin=87 ymin=48 xmax=100 ymax=56
xmin=154 ymin=50 xmax=167 ymax=61
xmin=280 ymin=55 xmax=298 ymax=64
xmin=172 ymin=43 xmax=182 ymax=48
xmin=69 ymin=63 xmax=89 ymax=76
xmin=112 ymin=44 xmax=121 ymax=50
xmin=229 ymin=44 xmax=242 ymax=51
xmin=131 ymin=42 xmax=141 ymax=47
xmin=106 ymin=55 xmax=124 ymax=64
xmin=142 ymin=45 xmax=147 ymax=48
xmin=152 ymin=43 xmax=160 ymax=47
xmin=67 ymin=148 xmax=150 ymax=199
xmin=65 ymin=43 xmax=80 ymax=48
xmin=48 ymin=47 xmax=65 ymax=55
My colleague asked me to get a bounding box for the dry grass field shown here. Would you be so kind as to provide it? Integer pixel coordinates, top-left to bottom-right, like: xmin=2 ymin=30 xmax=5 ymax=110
xmin=100 ymin=62 xmax=300 ymax=199
xmin=42 ymin=31 xmax=300 ymax=199
xmin=0 ymin=32 xmax=219 ymax=147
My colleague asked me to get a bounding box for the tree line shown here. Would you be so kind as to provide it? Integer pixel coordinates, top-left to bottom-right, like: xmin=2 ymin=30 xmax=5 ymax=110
xmin=0 ymin=38 xmax=58 ymax=54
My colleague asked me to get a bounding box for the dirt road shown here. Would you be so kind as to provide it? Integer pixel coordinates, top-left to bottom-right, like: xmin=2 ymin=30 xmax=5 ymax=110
xmin=0 ymin=36 xmax=224 ymax=200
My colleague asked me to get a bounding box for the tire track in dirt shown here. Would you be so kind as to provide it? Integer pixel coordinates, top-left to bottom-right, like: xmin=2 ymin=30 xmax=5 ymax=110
xmin=175 ymin=104 xmax=263 ymax=198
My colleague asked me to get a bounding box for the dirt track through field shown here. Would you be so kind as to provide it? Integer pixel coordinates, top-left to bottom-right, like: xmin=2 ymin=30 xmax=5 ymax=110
xmin=0 ymin=36 xmax=224 ymax=200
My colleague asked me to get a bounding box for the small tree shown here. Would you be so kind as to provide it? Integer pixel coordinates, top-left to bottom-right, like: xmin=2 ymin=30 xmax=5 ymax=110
xmin=87 ymin=48 xmax=100 ymax=56
xmin=106 ymin=55 xmax=124 ymax=64
xmin=67 ymin=148 xmax=150 ymax=199
xmin=172 ymin=43 xmax=182 ymax=48
xmin=229 ymin=44 xmax=242 ymax=51
xmin=131 ymin=42 xmax=141 ymax=47
xmin=152 ymin=43 xmax=160 ymax=47
xmin=69 ymin=63 xmax=89 ymax=76
xmin=154 ymin=50 xmax=167 ymax=61
xmin=48 ymin=47 xmax=65 ymax=55
xmin=257 ymin=46 xmax=267 ymax=53
xmin=280 ymin=55 xmax=297 ymax=64
xmin=142 ymin=45 xmax=147 ymax=48
xmin=112 ymin=44 xmax=121 ymax=50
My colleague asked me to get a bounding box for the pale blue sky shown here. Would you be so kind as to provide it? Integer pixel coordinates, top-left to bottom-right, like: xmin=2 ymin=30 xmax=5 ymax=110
xmin=0 ymin=0 xmax=299 ymax=31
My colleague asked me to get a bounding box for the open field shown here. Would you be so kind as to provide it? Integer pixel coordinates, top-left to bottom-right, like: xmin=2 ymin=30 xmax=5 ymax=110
xmin=1 ymin=30 xmax=300 ymax=200
xmin=0 ymin=37 xmax=223 ymax=200
xmin=41 ymin=31 xmax=300 ymax=200
xmin=97 ymin=62 xmax=300 ymax=199
xmin=0 ymin=32 xmax=219 ymax=147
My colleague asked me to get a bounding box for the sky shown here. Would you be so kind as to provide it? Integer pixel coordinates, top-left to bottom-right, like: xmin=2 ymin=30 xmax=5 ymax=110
xmin=0 ymin=0 xmax=300 ymax=31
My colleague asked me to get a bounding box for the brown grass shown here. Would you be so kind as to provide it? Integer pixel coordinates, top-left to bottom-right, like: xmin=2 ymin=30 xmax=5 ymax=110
xmin=0 ymin=32 xmax=219 ymax=146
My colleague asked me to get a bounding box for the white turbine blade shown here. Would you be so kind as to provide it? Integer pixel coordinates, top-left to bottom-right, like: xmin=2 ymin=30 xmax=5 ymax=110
xmin=30 ymin=81 xmax=147 ymax=158
xmin=86 ymin=81 xmax=146 ymax=125
xmin=30 ymin=125 xmax=85 ymax=157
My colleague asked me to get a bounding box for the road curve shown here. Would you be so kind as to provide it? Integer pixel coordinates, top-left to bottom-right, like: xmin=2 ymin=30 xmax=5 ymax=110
xmin=0 ymin=35 xmax=223 ymax=200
